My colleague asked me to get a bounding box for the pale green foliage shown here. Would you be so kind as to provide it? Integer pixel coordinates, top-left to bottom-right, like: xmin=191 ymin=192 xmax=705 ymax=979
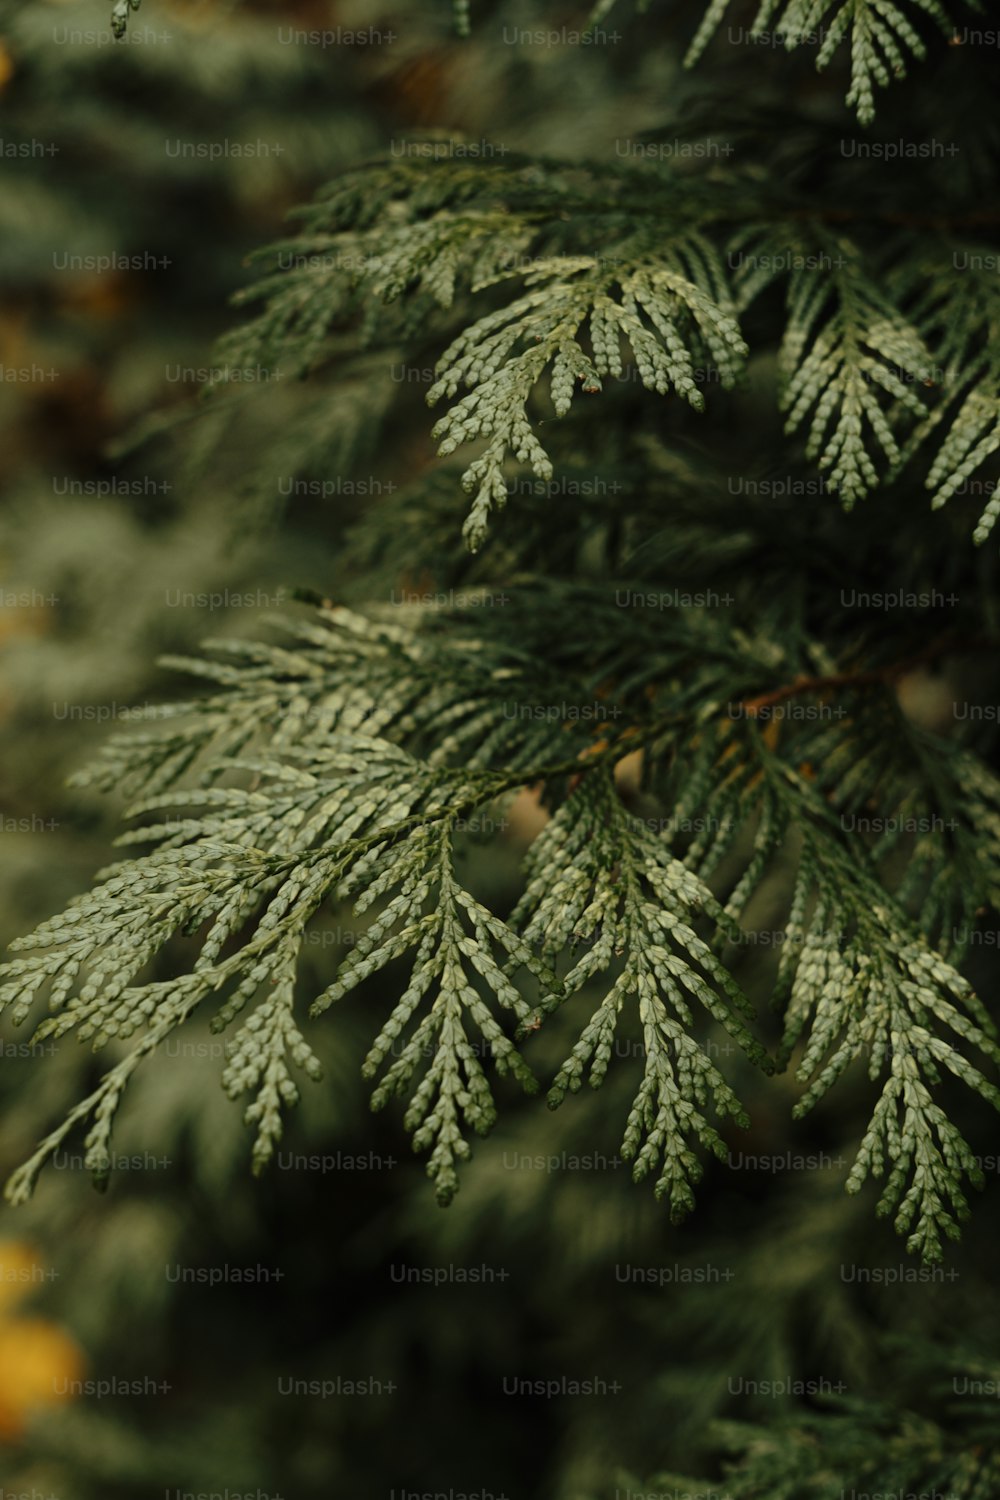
xmin=659 ymin=701 xmax=1000 ymax=1261
xmin=511 ymin=772 xmax=770 ymax=1222
xmin=730 ymin=228 xmax=936 ymax=504
xmin=777 ymin=256 xmax=933 ymax=506
xmin=111 ymin=0 xmax=141 ymax=40
xmin=3 ymin=595 xmax=999 ymax=1260
xmin=0 ymin=722 xmax=535 ymax=1204
xmin=310 ymin=817 xmax=557 ymax=1204
xmin=614 ymin=0 xmax=959 ymax=123
xmin=892 ymin=261 xmax=1000 ymax=540
xmin=428 ymin=253 xmax=747 ymax=548
xmin=220 ymin=159 xmax=1000 ymax=545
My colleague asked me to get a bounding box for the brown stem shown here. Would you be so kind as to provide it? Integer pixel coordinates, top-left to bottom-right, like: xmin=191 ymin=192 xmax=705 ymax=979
xmin=738 ymin=632 xmax=993 ymax=717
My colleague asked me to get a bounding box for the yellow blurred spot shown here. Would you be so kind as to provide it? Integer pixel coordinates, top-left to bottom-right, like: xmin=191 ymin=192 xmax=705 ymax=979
xmin=0 ymin=41 xmax=14 ymax=91
xmin=0 ymin=1243 xmax=84 ymax=1442
xmin=0 ymin=1320 xmax=84 ymax=1440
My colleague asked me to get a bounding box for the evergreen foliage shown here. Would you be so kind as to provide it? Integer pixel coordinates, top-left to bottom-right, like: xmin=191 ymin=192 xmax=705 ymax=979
xmin=3 ymin=567 xmax=1000 ymax=1261
xmin=217 ymin=150 xmax=1000 ymax=539
xmin=2 ymin=3 xmax=1000 ymax=1494
xmin=679 ymin=1340 xmax=1000 ymax=1500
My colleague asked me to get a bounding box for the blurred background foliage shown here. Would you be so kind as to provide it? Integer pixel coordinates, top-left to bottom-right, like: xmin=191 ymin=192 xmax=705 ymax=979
xmin=0 ymin=1 xmax=998 ymax=1497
